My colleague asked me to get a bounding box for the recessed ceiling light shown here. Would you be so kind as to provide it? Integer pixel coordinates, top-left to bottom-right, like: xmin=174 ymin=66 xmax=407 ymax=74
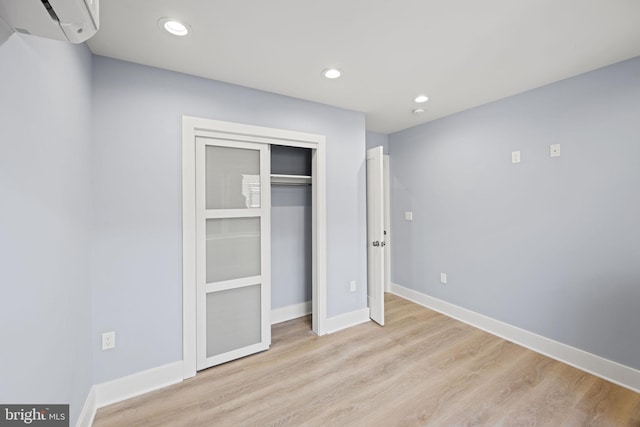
xmin=414 ymin=95 xmax=429 ymax=103
xmin=159 ymin=18 xmax=189 ymax=36
xmin=412 ymin=108 xmax=426 ymax=115
xmin=322 ymin=68 xmax=342 ymax=79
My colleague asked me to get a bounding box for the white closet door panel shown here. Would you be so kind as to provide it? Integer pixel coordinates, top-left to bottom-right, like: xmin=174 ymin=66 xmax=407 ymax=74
xmin=206 ymin=217 xmax=261 ymax=283
xmin=205 ymin=209 xmax=260 ymax=219
xmin=205 ymin=276 xmax=262 ymax=293
xmin=205 ymin=145 xmax=261 ymax=210
xmin=196 ymin=136 xmax=271 ymax=370
xmin=206 ymin=284 xmax=262 ymax=358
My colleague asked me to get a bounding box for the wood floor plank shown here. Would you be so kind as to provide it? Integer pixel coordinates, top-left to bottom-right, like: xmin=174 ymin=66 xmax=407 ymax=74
xmin=575 ymin=379 xmax=640 ymax=426
xmin=429 ymin=350 xmax=557 ymax=426
xmin=491 ymin=360 xmax=597 ymax=426
xmin=93 ymin=294 xmax=640 ymax=427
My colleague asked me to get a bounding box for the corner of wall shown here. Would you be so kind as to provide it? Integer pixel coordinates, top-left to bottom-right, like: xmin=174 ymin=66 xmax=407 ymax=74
xmin=325 ymin=308 xmax=371 ymax=334
xmin=75 ymin=387 xmax=97 ymax=427
xmin=0 ymin=16 xmax=13 ymax=46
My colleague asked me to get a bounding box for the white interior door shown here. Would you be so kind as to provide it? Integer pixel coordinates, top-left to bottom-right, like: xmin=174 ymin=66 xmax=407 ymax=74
xmin=195 ymin=136 xmax=271 ymax=370
xmin=383 ymin=154 xmax=391 ymax=293
xmin=367 ymin=146 xmax=384 ymax=326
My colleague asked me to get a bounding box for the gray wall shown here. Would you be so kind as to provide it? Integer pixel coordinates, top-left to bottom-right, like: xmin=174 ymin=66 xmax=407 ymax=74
xmin=389 ymin=56 xmax=640 ymax=370
xmin=0 ymin=34 xmax=93 ymax=425
xmin=91 ymin=56 xmax=367 ymax=383
xmin=0 ymin=16 xmax=12 ymax=45
xmin=271 ymin=147 xmax=312 ymax=309
xmin=271 ymin=185 xmax=312 ymax=309
xmin=366 ymin=131 xmax=389 ymax=153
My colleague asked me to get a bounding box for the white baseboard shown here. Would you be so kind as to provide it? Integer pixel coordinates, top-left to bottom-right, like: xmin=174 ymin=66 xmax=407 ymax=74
xmin=272 ymin=301 xmax=312 ymax=324
xmin=390 ymin=283 xmax=640 ymax=393
xmin=76 ymin=361 xmax=183 ymax=427
xmin=75 ymin=386 xmax=96 ymax=427
xmin=325 ymin=307 xmax=371 ymax=334
xmin=95 ymin=361 xmax=184 ymax=408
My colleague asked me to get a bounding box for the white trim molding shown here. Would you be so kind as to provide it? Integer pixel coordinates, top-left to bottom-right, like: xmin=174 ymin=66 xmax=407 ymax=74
xmin=75 ymin=387 xmax=96 ymax=427
xmin=95 ymin=361 xmax=183 ymax=408
xmin=76 ymin=362 xmax=183 ymax=427
xmin=272 ymin=301 xmax=312 ymax=325
xmin=390 ymin=283 xmax=640 ymax=393
xmin=325 ymin=308 xmax=371 ymax=334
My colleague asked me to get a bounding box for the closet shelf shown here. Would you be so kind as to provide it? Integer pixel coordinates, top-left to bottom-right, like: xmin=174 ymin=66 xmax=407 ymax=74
xmin=270 ymin=174 xmax=312 ymax=185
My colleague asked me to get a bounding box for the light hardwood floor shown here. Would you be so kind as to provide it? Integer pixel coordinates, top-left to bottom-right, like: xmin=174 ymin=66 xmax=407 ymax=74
xmin=93 ymin=294 xmax=640 ymax=426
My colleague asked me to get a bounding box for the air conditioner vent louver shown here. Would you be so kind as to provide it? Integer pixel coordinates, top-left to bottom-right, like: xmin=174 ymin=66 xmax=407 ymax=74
xmin=41 ymin=1 xmax=60 ymax=22
xmin=0 ymin=0 xmax=99 ymax=44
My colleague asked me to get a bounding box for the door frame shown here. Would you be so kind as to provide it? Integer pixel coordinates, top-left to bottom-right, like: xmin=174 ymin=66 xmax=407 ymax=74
xmin=181 ymin=116 xmax=327 ymax=379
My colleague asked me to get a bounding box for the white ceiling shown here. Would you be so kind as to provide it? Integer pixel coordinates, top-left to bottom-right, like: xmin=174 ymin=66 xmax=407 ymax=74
xmin=87 ymin=0 xmax=640 ymax=134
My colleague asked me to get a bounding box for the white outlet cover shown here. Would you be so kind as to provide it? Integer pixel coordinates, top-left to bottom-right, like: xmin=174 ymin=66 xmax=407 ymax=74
xmin=405 ymin=211 xmax=413 ymax=221
xmin=350 ymin=281 xmax=357 ymax=292
xmin=550 ymin=144 xmax=561 ymax=157
xmin=440 ymin=273 xmax=447 ymax=284
xmin=511 ymin=151 xmax=521 ymax=163
xmin=102 ymin=331 xmax=116 ymax=350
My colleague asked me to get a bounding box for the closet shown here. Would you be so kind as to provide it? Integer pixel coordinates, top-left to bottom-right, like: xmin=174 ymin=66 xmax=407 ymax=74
xmin=182 ymin=116 xmax=327 ymax=375
xmin=270 ymin=146 xmax=313 ymax=324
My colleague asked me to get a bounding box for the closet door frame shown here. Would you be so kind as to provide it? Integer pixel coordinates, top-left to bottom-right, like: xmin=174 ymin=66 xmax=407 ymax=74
xmin=182 ymin=116 xmax=327 ymax=379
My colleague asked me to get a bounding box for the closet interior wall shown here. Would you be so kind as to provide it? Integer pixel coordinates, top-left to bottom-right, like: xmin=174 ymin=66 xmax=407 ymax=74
xmin=270 ymin=145 xmax=312 ymax=318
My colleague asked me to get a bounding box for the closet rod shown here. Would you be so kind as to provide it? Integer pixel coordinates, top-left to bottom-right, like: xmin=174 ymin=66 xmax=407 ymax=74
xmin=270 ymin=174 xmax=312 ymax=185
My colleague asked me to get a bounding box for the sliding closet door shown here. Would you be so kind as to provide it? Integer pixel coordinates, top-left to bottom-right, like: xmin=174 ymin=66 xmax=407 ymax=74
xmin=195 ymin=137 xmax=271 ymax=370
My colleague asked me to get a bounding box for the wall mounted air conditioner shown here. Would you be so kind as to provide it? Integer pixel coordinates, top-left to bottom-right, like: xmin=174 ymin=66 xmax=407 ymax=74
xmin=0 ymin=0 xmax=99 ymax=44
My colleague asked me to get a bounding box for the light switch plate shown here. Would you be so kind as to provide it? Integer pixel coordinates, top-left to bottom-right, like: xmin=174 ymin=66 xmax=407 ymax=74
xmin=512 ymin=151 xmax=521 ymax=163
xmin=550 ymin=144 xmax=561 ymax=158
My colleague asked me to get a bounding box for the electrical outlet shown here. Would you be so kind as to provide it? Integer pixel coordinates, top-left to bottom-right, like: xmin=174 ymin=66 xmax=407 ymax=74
xmin=440 ymin=273 xmax=447 ymax=284
xmin=550 ymin=144 xmax=561 ymax=158
xmin=511 ymin=151 xmax=521 ymax=163
xmin=102 ymin=331 xmax=115 ymax=350
xmin=350 ymin=281 xmax=357 ymax=292
xmin=405 ymin=212 xmax=413 ymax=221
